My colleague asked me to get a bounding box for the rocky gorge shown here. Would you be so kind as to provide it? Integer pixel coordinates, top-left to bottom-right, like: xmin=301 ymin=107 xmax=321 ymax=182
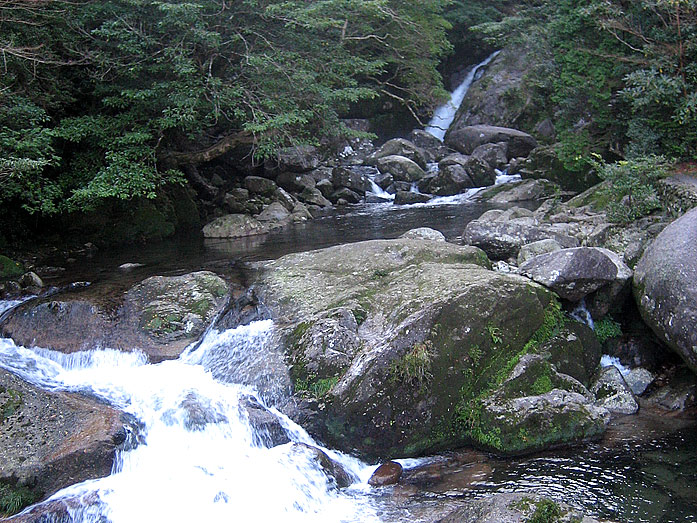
xmin=1 ymin=49 xmax=697 ymax=523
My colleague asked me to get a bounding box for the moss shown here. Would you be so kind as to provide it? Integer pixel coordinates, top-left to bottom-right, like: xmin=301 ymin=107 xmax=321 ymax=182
xmin=191 ymin=298 xmax=211 ymax=317
xmin=0 ymin=255 xmax=23 ymax=279
xmin=0 ymin=386 xmax=22 ymax=422
xmin=351 ymin=307 xmax=367 ymax=326
xmin=0 ymin=483 xmax=38 ymax=518
xmin=527 ymin=499 xmax=562 ymax=523
xmin=531 ymin=374 xmax=554 ymax=395
xmin=594 ymin=316 xmax=622 ymax=343
xmin=390 ymin=342 xmax=434 ymax=387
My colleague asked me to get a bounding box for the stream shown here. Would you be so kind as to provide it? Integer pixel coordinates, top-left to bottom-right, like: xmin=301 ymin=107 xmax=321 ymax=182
xmin=1 ymin=194 xmax=697 ymax=522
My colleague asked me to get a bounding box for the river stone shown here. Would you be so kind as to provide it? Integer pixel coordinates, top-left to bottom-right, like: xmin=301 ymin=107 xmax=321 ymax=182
xmin=367 ymin=138 xmax=428 ymax=169
xmin=624 ymin=368 xmax=655 ymax=396
xmin=0 ymin=368 xmax=132 ymax=509
xmin=465 ymin=155 xmax=496 ymax=187
xmin=463 ymin=220 xmax=580 ymax=261
xmin=203 ymin=214 xmax=271 ymax=238
xmin=400 ymin=228 xmax=446 ymax=242
xmin=290 ymin=443 xmax=354 ymax=489
xmin=517 ymin=239 xmax=563 ymax=265
xmin=394 ymin=191 xmax=433 ymax=205
xmin=586 ymin=248 xmax=633 ymax=319
xmin=315 ymin=178 xmax=334 ymax=199
xmin=446 ymin=125 xmax=537 ymax=158
xmin=437 ymin=493 xmax=602 ymax=523
xmin=275 ymin=171 xmax=316 ymax=193
xmin=256 ymin=202 xmax=291 ymax=223
xmin=330 ymin=187 xmax=362 ymax=204
xmin=477 ymin=179 xmax=560 ymax=205
xmin=591 ymin=366 xmax=639 ymax=415
xmin=264 ymin=145 xmax=321 ymax=174
xmin=368 ymin=461 xmax=403 ymax=486
xmin=539 ymin=322 xmax=602 ymax=387
xmin=299 ymin=188 xmax=332 ymax=208
xmin=255 ymin=238 xmax=608 ymax=459
xmin=408 ymin=130 xmax=450 ymax=161
xmin=520 ymin=247 xmax=619 ymax=302
xmin=428 ymin=164 xmax=474 ymax=196
xmin=332 ymin=167 xmax=366 ymax=193
xmin=471 ymin=142 xmax=508 ymax=170
xmin=376 ymin=155 xmax=426 ymax=183
xmin=241 ymin=396 xmax=291 ymax=447
xmin=633 ymin=207 xmax=697 ymax=374
xmin=1 ymin=272 xmax=228 ymax=361
xmin=244 ymin=176 xmax=278 ymax=196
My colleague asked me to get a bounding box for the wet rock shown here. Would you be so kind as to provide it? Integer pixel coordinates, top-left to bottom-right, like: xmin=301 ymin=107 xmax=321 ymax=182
xmin=540 ymin=322 xmax=602 ymax=387
xmin=427 ymin=164 xmax=474 ymax=196
xmin=3 ymin=491 xmax=107 ymax=522
xmin=633 ymin=207 xmax=697 ymax=374
xmin=625 ymin=368 xmax=655 ymax=396
xmin=291 ymin=203 xmax=313 ymax=222
xmin=520 ymin=145 xmax=600 ymax=192
xmin=256 ymin=202 xmax=291 ymax=224
xmin=519 ymin=247 xmax=620 ymax=302
xmin=476 ymin=179 xmax=560 ymax=205
xmin=330 ymin=187 xmax=362 ymax=204
xmin=255 ymin=238 xmax=608 ymax=458
xmin=592 ymin=366 xmax=639 ymax=415
xmin=368 ymin=461 xmax=403 ymax=487
xmin=471 ymin=142 xmax=508 ymax=170
xmin=408 ymin=130 xmax=450 ymax=161
xmin=2 ymin=272 xmax=228 ymax=361
xmin=244 ymin=176 xmax=278 ymax=196
xmin=367 ymin=138 xmax=428 ymax=169
xmin=376 ymin=155 xmax=426 ymax=183
xmin=446 ymin=125 xmax=537 ymax=159
xmin=394 ymin=191 xmax=433 ymax=205
xmin=315 ymin=179 xmax=334 ymax=199
xmin=586 ymin=248 xmax=633 ymax=319
xmin=203 ymin=214 xmax=272 ymax=238
xmin=0 ymin=368 xmax=132 ymax=509
xmin=241 ymin=396 xmax=290 ymax=447
xmin=517 ymin=239 xmax=563 ymax=265
xmin=119 ymin=262 xmax=145 ymax=271
xmin=644 ymin=366 xmax=697 ymax=411
xmin=332 ymin=167 xmax=367 ymax=194
xmin=276 ymin=172 xmax=316 ymax=193
xmin=374 ymin=171 xmax=394 ymax=190
xmin=437 ymin=493 xmax=601 ymax=523
xmin=291 ymin=443 xmax=354 ymax=488
xmin=399 ymin=228 xmax=446 ymax=242
xmin=18 ymin=272 xmax=43 ymax=289
xmin=463 ymin=219 xmax=579 ymax=261
xmin=299 ymin=188 xmax=332 ymax=208
xmin=464 ymin=155 xmax=496 ymax=187
xmin=273 ymin=187 xmax=297 ymax=211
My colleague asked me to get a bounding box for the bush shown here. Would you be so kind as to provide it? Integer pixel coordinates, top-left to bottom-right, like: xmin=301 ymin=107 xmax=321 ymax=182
xmin=590 ymin=154 xmax=669 ymax=224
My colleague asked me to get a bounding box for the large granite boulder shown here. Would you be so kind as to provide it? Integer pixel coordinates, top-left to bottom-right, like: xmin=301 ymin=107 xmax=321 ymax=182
xmin=264 ymin=145 xmax=322 ymax=174
xmin=519 ymin=247 xmax=625 ymax=302
xmin=427 ymin=164 xmax=474 ymax=196
xmin=446 ymin=125 xmax=537 ymax=159
xmin=1 ymin=272 xmax=229 ymax=361
xmin=255 ymin=239 xmax=607 ymax=459
xmin=0 ymin=368 xmax=132 ymax=513
xmin=376 ymin=155 xmax=426 ymax=183
xmin=332 ymin=167 xmax=367 ymax=194
xmin=366 ymin=138 xmax=428 ymax=169
xmin=634 ymin=207 xmax=697 ymax=373
xmin=203 ymin=214 xmax=273 ymax=238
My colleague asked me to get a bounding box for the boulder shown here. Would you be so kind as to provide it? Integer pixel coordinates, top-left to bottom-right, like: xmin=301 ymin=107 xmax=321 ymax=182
xmin=427 ymin=164 xmax=474 ymax=196
xmin=625 ymin=367 xmax=655 ymax=396
xmin=445 ymin=125 xmax=537 ymax=159
xmin=203 ymin=214 xmax=271 ymax=238
xmin=1 ymin=272 xmax=228 ymax=361
xmin=332 ymin=167 xmax=367 ymax=194
xmin=376 ymin=155 xmax=426 ymax=183
xmin=517 ymin=239 xmax=563 ymax=266
xmin=465 ymin=155 xmax=497 ymax=187
xmin=276 ymin=172 xmax=316 ymax=193
xmin=471 ymin=142 xmax=508 ymax=170
xmin=368 ymin=461 xmax=403 ymax=487
xmin=299 ymin=188 xmax=332 ymax=208
xmin=634 ymin=207 xmax=697 ymax=373
xmin=18 ymin=272 xmax=43 ymax=289
xmin=374 ymin=171 xmax=394 ymax=190
xmin=244 ymin=176 xmax=278 ymax=196
xmin=315 ymin=179 xmax=334 ymax=199
xmin=463 ymin=219 xmax=580 ymax=261
xmin=291 ymin=203 xmax=314 ymax=222
xmin=264 ymin=145 xmax=322 ymax=174
xmin=256 ymin=202 xmax=291 ymax=224
xmin=255 ymin=239 xmax=608 ymax=458
xmin=520 ymin=145 xmax=600 ymax=192
xmin=330 ymin=187 xmax=362 ymax=204
xmin=591 ymin=366 xmax=639 ymax=415
xmin=476 ymin=179 xmax=560 ymax=205
xmin=399 ymin=228 xmax=446 ymax=242
xmin=519 ymin=247 xmax=620 ymax=302
xmin=273 ymin=187 xmax=297 ymax=211
xmin=290 ymin=443 xmax=354 ymax=489
xmin=241 ymin=396 xmax=291 ymax=447
xmin=408 ymin=130 xmax=450 ymax=161
xmin=0 ymin=368 xmax=132 ymax=511
xmin=366 ymin=138 xmax=428 ymax=169
xmin=539 ymin=322 xmax=602 ymax=387
xmin=394 ymin=191 xmax=433 ymax=205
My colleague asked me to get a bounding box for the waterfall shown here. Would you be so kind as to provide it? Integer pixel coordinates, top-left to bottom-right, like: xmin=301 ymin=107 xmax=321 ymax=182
xmin=425 ymin=50 xmax=500 ymax=141
xmin=0 ymin=313 xmax=380 ymax=522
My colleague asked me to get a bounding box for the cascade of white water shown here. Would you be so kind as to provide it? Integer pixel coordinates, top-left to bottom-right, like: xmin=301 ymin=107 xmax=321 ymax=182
xmin=0 ymin=311 xmax=380 ymax=522
xmin=425 ymin=51 xmax=500 ymax=141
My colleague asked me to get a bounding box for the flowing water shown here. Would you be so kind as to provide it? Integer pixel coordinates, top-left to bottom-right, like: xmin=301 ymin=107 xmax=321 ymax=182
xmin=2 ymin=193 xmax=697 ymax=521
xmin=425 ymin=51 xmax=500 ymax=141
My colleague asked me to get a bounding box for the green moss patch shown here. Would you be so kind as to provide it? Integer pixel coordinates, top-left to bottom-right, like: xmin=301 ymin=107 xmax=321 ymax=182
xmin=0 ymin=255 xmax=23 ymax=279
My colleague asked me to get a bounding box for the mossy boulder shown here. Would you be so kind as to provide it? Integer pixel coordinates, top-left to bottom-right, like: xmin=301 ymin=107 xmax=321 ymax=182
xmin=1 ymin=271 xmax=228 ymax=361
xmin=519 ymin=145 xmax=600 ymax=193
xmin=255 ymin=238 xmax=608 ymax=459
xmin=0 ymin=256 xmax=24 ymax=280
xmin=0 ymin=369 xmax=132 ymax=516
